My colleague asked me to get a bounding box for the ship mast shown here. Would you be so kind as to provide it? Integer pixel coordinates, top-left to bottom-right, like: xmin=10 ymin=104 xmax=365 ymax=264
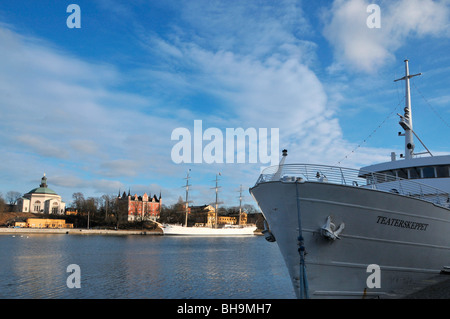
xmin=183 ymin=170 xmax=191 ymax=227
xmin=394 ymin=59 xmax=421 ymax=160
xmin=213 ymin=174 xmax=222 ymax=229
xmin=238 ymin=184 xmax=243 ymax=226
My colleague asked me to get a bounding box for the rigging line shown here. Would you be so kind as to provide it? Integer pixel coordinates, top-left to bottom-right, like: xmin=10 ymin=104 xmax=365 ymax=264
xmin=412 ymin=82 xmax=450 ymax=129
xmin=335 ymin=98 xmax=404 ymax=166
xmin=395 ymin=71 xmax=401 ymax=104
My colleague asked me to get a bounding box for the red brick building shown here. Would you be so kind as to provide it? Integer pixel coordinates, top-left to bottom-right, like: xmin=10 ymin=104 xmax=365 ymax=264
xmin=118 ymin=191 xmax=161 ymax=222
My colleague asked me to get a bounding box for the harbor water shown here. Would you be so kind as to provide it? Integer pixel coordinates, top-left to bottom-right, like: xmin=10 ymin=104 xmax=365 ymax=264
xmin=0 ymin=234 xmax=296 ymax=299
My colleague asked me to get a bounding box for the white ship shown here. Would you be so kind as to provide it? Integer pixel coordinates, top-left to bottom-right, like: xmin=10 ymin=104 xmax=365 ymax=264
xmin=250 ymin=60 xmax=450 ymax=298
xmin=161 ymin=223 xmax=257 ymax=236
xmin=161 ymin=174 xmax=257 ymax=236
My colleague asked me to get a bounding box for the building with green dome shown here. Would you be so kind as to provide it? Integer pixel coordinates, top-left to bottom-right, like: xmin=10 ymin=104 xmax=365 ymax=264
xmin=17 ymin=174 xmax=66 ymax=214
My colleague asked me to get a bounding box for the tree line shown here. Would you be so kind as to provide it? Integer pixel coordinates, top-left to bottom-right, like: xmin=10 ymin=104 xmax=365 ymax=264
xmin=69 ymin=192 xmax=133 ymax=229
xmin=69 ymin=193 xmax=264 ymax=230
xmin=0 ymin=191 xmax=264 ymax=230
xmin=159 ymin=196 xmax=264 ymax=228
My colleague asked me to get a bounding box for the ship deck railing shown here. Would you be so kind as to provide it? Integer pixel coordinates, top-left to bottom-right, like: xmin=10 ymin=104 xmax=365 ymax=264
xmin=255 ymin=164 xmax=450 ymax=209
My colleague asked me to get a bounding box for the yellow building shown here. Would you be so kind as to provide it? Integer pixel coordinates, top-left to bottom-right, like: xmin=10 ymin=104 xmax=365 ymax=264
xmin=14 ymin=221 xmax=27 ymax=228
xmin=217 ymin=216 xmax=236 ymax=224
xmin=23 ymin=218 xmax=73 ymax=229
xmin=187 ymin=205 xmax=249 ymax=227
xmin=206 ymin=211 xmax=248 ymax=227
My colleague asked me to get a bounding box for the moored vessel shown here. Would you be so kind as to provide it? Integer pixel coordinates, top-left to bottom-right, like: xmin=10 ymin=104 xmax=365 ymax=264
xmin=250 ymin=60 xmax=450 ymax=298
xmin=161 ymin=173 xmax=257 ymax=236
xmin=161 ymin=223 xmax=257 ymax=236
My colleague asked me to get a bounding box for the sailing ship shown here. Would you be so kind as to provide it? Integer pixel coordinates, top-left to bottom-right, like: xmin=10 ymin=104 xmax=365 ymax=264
xmin=250 ymin=60 xmax=450 ymax=298
xmin=161 ymin=173 xmax=257 ymax=236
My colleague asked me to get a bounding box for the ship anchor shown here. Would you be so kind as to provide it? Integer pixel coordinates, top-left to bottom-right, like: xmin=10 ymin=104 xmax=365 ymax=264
xmin=320 ymin=216 xmax=345 ymax=240
xmin=262 ymin=220 xmax=276 ymax=242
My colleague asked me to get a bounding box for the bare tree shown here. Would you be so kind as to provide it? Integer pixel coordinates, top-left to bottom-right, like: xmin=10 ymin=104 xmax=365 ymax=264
xmin=72 ymin=192 xmax=85 ymax=212
xmin=114 ymin=197 xmax=129 ymax=228
xmin=85 ymin=197 xmax=98 ymax=216
xmin=100 ymin=194 xmax=115 ymax=221
xmin=0 ymin=193 xmax=6 ymax=213
xmin=6 ymin=191 xmax=21 ymax=205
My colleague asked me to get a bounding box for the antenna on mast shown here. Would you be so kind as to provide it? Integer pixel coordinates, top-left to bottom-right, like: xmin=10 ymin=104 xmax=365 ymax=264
xmin=394 ymin=59 xmax=423 ymax=159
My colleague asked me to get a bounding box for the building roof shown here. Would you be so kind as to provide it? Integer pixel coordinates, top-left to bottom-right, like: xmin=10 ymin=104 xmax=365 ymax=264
xmin=26 ymin=174 xmax=58 ymax=195
xmin=27 ymin=187 xmax=58 ymax=195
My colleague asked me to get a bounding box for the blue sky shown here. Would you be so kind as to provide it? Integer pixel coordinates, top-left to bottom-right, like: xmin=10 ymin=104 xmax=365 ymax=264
xmin=1 ymin=0 xmax=449 ymax=208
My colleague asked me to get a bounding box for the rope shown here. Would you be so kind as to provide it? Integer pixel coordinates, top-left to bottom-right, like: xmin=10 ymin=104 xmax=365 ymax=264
xmin=335 ymin=98 xmax=403 ymax=166
xmin=295 ymin=181 xmax=309 ymax=299
xmin=412 ymin=82 xmax=450 ymax=129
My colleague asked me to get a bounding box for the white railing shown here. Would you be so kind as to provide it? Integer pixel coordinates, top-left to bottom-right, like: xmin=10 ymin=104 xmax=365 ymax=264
xmin=255 ymin=164 xmax=450 ymax=209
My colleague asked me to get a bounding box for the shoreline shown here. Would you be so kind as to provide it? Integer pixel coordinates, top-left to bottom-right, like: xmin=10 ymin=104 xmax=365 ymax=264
xmin=0 ymin=227 xmax=263 ymax=236
xmin=0 ymin=227 xmax=163 ymax=236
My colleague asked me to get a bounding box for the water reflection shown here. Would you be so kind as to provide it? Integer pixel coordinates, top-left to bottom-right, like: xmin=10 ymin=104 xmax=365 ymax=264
xmin=3 ymin=235 xmax=68 ymax=298
xmin=0 ymin=234 xmax=295 ymax=299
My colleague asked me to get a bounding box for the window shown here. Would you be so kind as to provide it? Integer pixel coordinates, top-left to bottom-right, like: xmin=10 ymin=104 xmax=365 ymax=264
xmin=379 ymin=171 xmax=397 ymax=182
xmin=34 ymin=200 xmax=41 ymax=212
xmin=408 ymin=167 xmax=420 ymax=179
xmin=436 ymin=165 xmax=450 ymax=178
xmin=385 ymin=171 xmax=396 ymax=180
xmin=421 ymin=166 xmax=435 ymax=178
xmin=396 ymin=169 xmax=408 ymax=179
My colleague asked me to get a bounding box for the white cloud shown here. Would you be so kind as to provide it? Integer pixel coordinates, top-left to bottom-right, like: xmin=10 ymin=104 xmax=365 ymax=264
xmin=147 ymin=39 xmax=355 ymax=169
xmin=1 ymin=1 xmax=416 ymax=206
xmin=322 ymin=0 xmax=450 ymax=73
xmin=69 ymin=140 xmax=101 ymax=156
xmin=0 ymin=24 xmax=180 ymax=198
xmin=177 ymin=0 xmax=313 ymax=59
xmin=15 ymin=135 xmax=69 ymax=159
xmin=387 ymin=0 xmax=450 ymax=37
xmin=98 ymin=159 xmax=141 ymax=178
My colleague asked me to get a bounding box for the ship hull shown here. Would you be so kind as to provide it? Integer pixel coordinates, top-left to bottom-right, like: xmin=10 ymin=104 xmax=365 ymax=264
xmin=250 ymin=180 xmax=450 ymax=298
xmin=162 ymin=224 xmax=257 ymax=236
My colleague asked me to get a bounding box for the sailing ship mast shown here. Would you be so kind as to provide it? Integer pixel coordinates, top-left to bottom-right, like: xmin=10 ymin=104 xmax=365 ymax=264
xmin=183 ymin=170 xmax=191 ymax=227
xmin=213 ymin=174 xmax=221 ymax=228
xmin=238 ymin=184 xmax=243 ymax=226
